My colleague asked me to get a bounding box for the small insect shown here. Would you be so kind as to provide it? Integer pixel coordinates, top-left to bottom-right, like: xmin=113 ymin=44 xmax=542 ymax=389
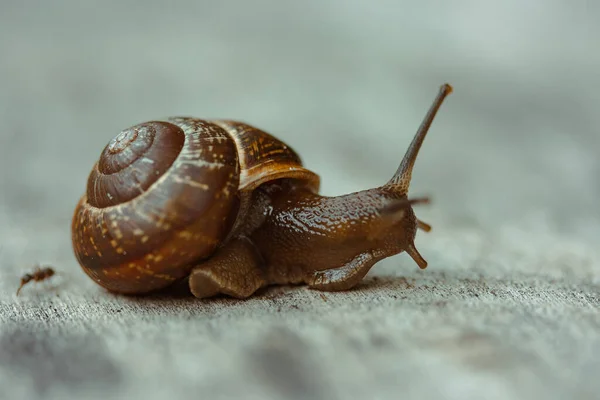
xmin=16 ymin=265 xmax=56 ymax=296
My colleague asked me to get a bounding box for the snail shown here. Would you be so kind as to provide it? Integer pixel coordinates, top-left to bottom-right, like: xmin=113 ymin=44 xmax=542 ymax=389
xmin=71 ymin=83 xmax=453 ymax=299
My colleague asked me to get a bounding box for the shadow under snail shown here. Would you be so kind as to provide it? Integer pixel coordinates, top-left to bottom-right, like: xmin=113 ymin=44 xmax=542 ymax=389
xmin=71 ymin=83 xmax=453 ymax=299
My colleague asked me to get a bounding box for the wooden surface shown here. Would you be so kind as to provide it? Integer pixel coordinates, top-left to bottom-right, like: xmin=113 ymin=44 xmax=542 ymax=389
xmin=1 ymin=2 xmax=599 ymax=399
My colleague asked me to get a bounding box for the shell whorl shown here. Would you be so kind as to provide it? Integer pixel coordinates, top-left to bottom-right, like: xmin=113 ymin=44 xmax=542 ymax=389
xmin=87 ymin=121 xmax=185 ymax=208
xmin=71 ymin=118 xmax=241 ymax=294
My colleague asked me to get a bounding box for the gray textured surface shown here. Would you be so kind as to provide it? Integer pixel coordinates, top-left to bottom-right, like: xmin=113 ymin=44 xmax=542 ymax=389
xmin=1 ymin=2 xmax=599 ymax=399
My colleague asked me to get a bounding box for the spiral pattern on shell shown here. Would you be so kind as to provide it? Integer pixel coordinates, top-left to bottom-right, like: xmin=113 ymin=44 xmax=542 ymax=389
xmin=71 ymin=118 xmax=241 ymax=293
xmin=71 ymin=117 xmax=321 ymax=294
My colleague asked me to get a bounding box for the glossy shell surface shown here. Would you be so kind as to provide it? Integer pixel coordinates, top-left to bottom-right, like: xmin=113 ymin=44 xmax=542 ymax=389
xmin=72 ymin=118 xmax=319 ymax=294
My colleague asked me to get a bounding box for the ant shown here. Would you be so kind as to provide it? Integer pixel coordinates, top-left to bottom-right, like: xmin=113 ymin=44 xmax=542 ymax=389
xmin=16 ymin=265 xmax=56 ymax=296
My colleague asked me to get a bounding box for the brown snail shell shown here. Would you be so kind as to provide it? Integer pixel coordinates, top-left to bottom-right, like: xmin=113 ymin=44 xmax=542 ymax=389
xmin=71 ymin=117 xmax=320 ymax=294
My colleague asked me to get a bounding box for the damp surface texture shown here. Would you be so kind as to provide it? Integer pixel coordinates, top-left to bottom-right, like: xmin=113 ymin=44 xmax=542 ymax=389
xmin=1 ymin=2 xmax=599 ymax=400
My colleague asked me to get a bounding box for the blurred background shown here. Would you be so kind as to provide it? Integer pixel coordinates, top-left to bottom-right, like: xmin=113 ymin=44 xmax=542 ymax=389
xmin=0 ymin=1 xmax=599 ymax=399
xmin=1 ymin=1 xmax=598 ymax=256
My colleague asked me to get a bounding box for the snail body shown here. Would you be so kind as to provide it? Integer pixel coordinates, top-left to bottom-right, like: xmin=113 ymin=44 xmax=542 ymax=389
xmin=71 ymin=84 xmax=453 ymax=298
